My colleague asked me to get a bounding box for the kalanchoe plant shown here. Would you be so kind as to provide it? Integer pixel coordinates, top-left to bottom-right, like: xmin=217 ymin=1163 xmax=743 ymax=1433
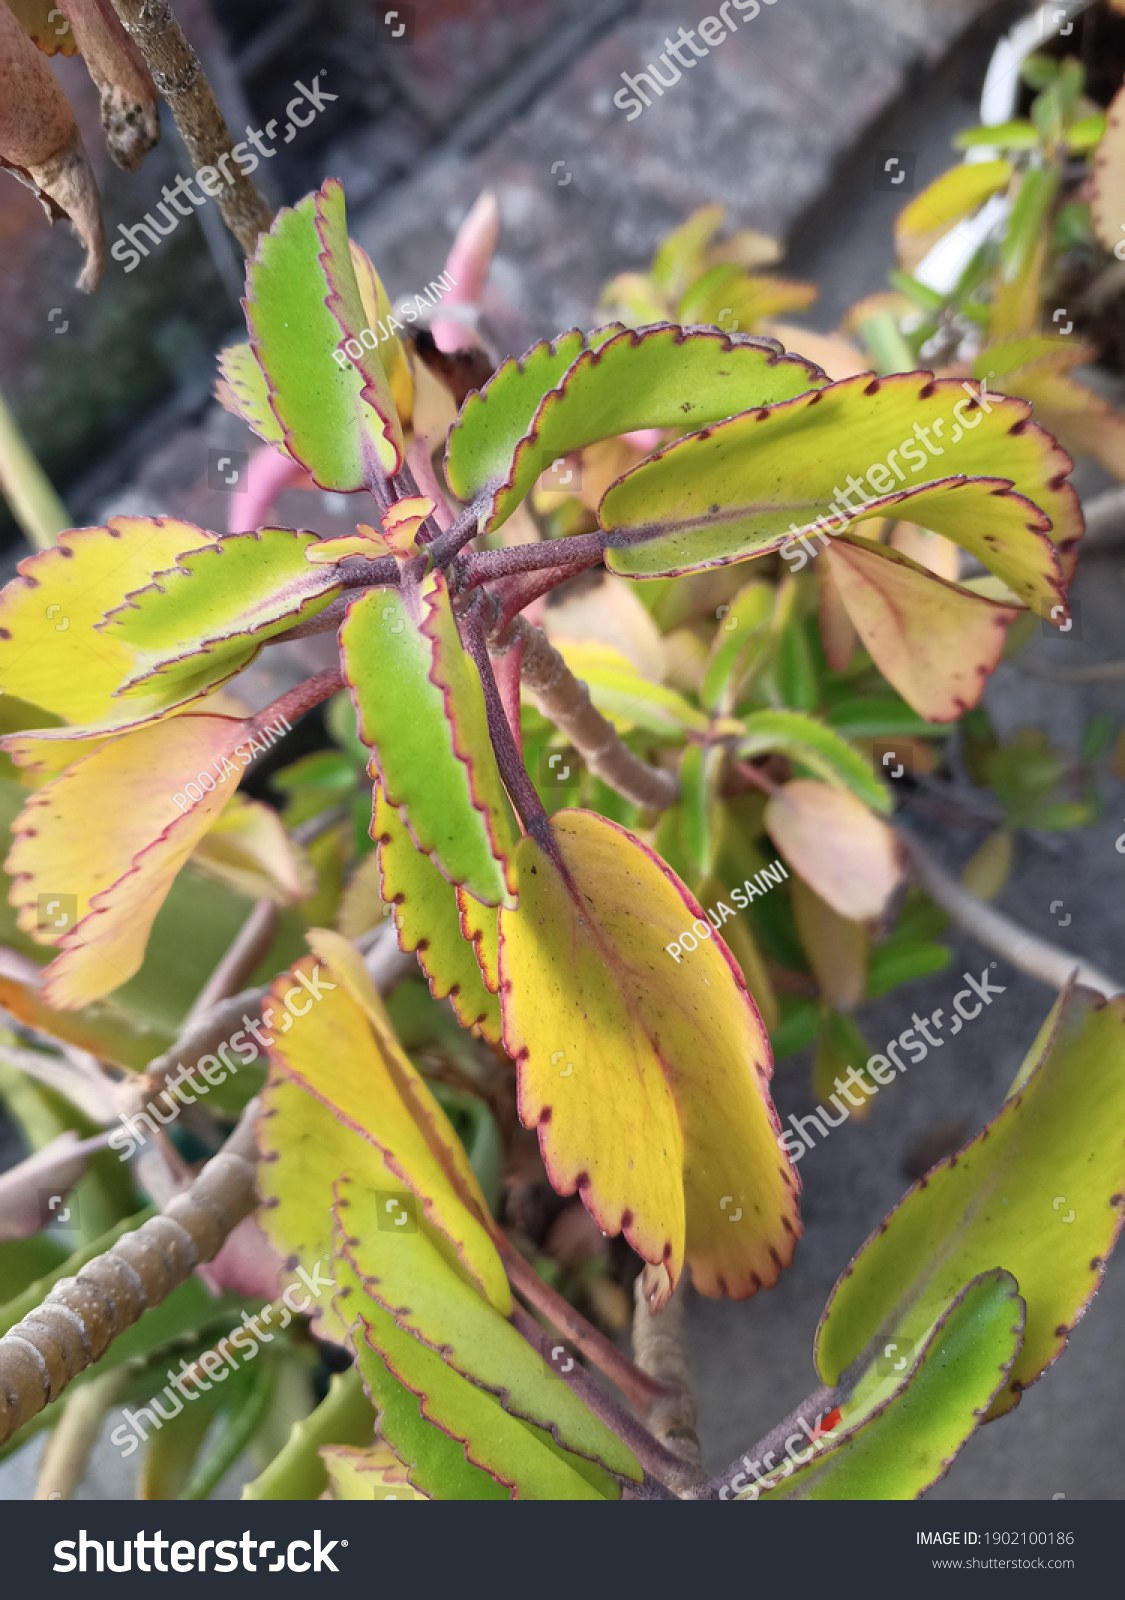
xmin=0 ymin=176 xmax=1122 ymax=1503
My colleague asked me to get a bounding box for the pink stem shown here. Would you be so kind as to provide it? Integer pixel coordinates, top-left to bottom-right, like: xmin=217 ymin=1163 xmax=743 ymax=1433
xmin=227 ymin=445 xmax=310 ymax=534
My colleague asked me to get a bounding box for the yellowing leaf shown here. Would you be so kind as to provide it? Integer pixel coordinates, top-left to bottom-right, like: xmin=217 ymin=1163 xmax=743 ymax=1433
xmin=0 ymin=518 xmax=221 ymax=730
xmin=349 ymin=240 xmax=414 ymax=428
xmin=264 ymin=943 xmax=509 ymax=1312
xmin=498 ymin=810 xmax=800 ymax=1300
xmin=764 ymin=780 xmax=903 ymax=922
xmin=321 ymin=1441 xmax=426 ymax=1500
xmin=5 ymin=713 xmax=251 ymax=1007
xmin=895 ymin=160 xmax=1013 ymax=270
xmin=791 ymin=878 xmax=868 ymax=1010
xmin=824 ymin=534 xmax=1020 ymax=722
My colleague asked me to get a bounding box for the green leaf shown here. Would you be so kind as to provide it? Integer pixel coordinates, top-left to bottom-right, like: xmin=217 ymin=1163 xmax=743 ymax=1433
xmin=651 ymin=203 xmax=725 ymax=295
xmin=751 ymin=1271 xmax=1025 ymax=1500
xmin=600 ymin=371 xmax=1077 ymax=617
xmin=335 ymin=1174 xmax=640 ymax=1484
xmin=346 ymin=1275 xmax=612 ymax=1500
xmin=215 ymin=342 xmax=286 ymax=448
xmin=953 ymin=121 xmax=1040 ymax=151
xmin=824 ymin=698 xmax=941 ymax=741
xmin=816 ymin=987 xmax=1125 ymax=1420
xmin=371 ymin=781 xmax=502 ymax=1043
xmin=1066 ymin=114 xmax=1105 ymax=154
xmin=866 ymin=938 xmax=951 ymax=999
xmin=100 ymin=530 xmax=340 ymax=699
xmin=341 ymin=577 xmax=516 ymax=909
xmin=738 ymin=710 xmax=890 ymax=813
xmin=701 ymin=580 xmax=773 ymax=714
xmin=894 ymin=159 xmax=1013 ymax=245
xmin=769 ymin=996 xmax=820 ymax=1061
xmin=677 ymin=263 xmax=817 ymax=329
xmin=1000 ymin=167 xmax=1060 ymax=285
xmin=679 ymin=743 xmax=724 ymax=880
xmin=245 ymin=179 xmax=403 ymax=490
xmin=446 ymin=324 xmax=825 ymax=536
xmin=243 ymin=1368 xmax=376 ymax=1500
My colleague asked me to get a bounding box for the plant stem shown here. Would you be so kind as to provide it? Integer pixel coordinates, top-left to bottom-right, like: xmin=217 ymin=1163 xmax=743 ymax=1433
xmin=508 ymin=1304 xmax=682 ymax=1496
xmin=108 ymin=0 xmax=273 ymax=256
xmin=631 ymin=1277 xmax=705 ymax=1493
xmin=0 ymin=1102 xmax=260 ymax=1446
xmin=496 ymin=1237 xmax=670 ymax=1415
xmin=459 ymin=532 xmax=606 ymax=589
xmin=458 ymin=600 xmax=547 ymax=832
xmin=250 ymin=668 xmax=345 ymax=737
xmin=500 ymin=616 xmax=680 ymax=811
xmin=0 ymin=387 xmax=70 ymax=550
xmin=693 ymin=1382 xmax=842 ymax=1501
xmin=428 ymin=501 xmax=484 ymax=567
xmin=897 ymin=828 xmax=1122 ymax=996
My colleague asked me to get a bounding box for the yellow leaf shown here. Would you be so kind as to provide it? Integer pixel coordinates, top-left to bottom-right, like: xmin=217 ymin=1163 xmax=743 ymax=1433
xmin=0 ymin=518 xmax=221 ymax=729
xmin=498 ymin=810 xmax=800 ymax=1300
xmin=5 ymin=713 xmax=250 ymax=1007
xmin=825 ymin=533 xmax=1020 ymax=722
xmin=791 ymin=878 xmax=868 ymax=1011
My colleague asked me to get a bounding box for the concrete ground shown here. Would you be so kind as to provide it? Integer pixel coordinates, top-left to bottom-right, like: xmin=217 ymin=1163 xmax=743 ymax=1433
xmin=3 ymin=0 xmax=1123 ymax=1499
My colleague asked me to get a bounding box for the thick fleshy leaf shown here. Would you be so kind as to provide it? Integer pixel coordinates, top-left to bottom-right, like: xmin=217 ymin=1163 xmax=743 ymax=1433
xmin=445 ymin=328 xmax=602 ymax=503
xmin=457 ymin=885 xmax=500 ymax=994
xmin=336 ymin=1174 xmax=639 ymax=1484
xmin=446 ymin=323 xmax=825 ymax=534
xmin=346 ymin=1279 xmax=610 ymax=1500
xmin=371 ymin=782 xmax=501 ymax=1042
xmin=739 ymin=709 xmax=891 ymax=812
xmin=99 ymin=529 xmax=340 ymax=699
xmin=245 ymin=179 xmax=404 ymax=489
xmin=764 ymin=780 xmax=903 ymax=922
xmin=0 ymin=518 xmax=222 ymax=731
xmin=651 ymin=203 xmax=725 ymax=295
xmin=751 ymin=1271 xmax=1024 ymax=1501
xmin=550 ymin=639 xmax=709 ymax=736
xmin=600 ymin=372 xmax=1078 ymax=614
xmin=824 ymin=534 xmax=1020 ymax=721
xmin=215 ymin=343 xmax=286 ymax=448
xmin=498 ymin=810 xmax=800 ymax=1299
xmin=816 ymin=987 xmax=1125 ymax=1420
xmin=260 ymin=944 xmax=509 ymax=1312
xmin=5 ymin=713 xmax=250 ymax=1007
xmin=341 ymin=578 xmax=516 ymax=908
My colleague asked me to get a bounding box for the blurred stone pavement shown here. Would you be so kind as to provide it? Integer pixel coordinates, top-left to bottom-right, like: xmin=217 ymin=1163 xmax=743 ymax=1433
xmin=3 ymin=0 xmax=1124 ymax=1500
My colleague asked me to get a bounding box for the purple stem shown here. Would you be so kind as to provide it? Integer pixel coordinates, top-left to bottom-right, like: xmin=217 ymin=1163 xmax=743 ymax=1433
xmin=458 ymin=533 xmax=605 ymax=590
xmin=428 ymin=501 xmax=485 ymax=567
xmin=458 ymin=599 xmax=546 ymax=833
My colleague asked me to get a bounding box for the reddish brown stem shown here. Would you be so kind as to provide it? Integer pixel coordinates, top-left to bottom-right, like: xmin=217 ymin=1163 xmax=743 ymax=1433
xmin=497 ymin=1236 xmax=671 ymax=1415
xmin=459 ymin=533 xmax=605 ymax=589
xmin=249 ymin=668 xmax=344 ymax=736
